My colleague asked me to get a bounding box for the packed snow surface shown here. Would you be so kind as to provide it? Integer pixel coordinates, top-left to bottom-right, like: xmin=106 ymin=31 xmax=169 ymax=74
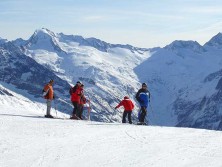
xmin=1 ymin=94 xmax=222 ymax=167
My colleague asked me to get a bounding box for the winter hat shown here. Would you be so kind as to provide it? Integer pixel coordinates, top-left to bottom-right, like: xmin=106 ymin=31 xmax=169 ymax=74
xmin=76 ymin=81 xmax=82 ymax=84
xmin=142 ymin=83 xmax=147 ymax=87
xmin=49 ymin=79 xmax=54 ymax=83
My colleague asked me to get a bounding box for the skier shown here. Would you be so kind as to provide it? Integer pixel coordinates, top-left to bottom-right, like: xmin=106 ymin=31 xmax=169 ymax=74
xmin=115 ymin=96 xmax=134 ymax=124
xmin=69 ymin=81 xmax=83 ymax=119
xmin=42 ymin=79 xmax=54 ymax=118
xmin=78 ymin=84 xmax=87 ymax=120
xmin=135 ymin=83 xmax=150 ymax=125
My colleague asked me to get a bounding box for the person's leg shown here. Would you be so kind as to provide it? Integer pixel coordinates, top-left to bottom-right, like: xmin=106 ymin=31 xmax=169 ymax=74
xmin=128 ymin=112 xmax=132 ymax=124
xmin=122 ymin=111 xmax=127 ymax=123
xmin=72 ymin=102 xmax=78 ymax=116
xmin=46 ymin=100 xmax=52 ymax=115
xmin=140 ymin=107 xmax=147 ymax=123
xmin=78 ymin=105 xmax=83 ymax=119
xmin=138 ymin=109 xmax=141 ymax=122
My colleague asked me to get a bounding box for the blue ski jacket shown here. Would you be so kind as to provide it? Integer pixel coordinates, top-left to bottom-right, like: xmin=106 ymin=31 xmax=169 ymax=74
xmin=135 ymin=88 xmax=150 ymax=108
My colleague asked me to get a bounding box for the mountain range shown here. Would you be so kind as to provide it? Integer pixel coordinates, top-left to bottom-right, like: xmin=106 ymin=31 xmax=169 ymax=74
xmin=1 ymin=28 xmax=222 ymax=130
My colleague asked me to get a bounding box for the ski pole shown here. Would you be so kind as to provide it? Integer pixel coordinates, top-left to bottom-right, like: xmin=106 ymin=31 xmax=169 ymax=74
xmin=113 ymin=107 xmax=122 ymax=123
xmin=149 ymin=103 xmax=154 ymax=113
xmin=53 ymin=100 xmax=58 ymax=118
xmin=149 ymin=103 xmax=156 ymax=123
xmin=87 ymin=99 xmax=91 ymax=121
xmin=144 ymin=107 xmax=152 ymax=125
xmin=84 ymin=90 xmax=91 ymax=121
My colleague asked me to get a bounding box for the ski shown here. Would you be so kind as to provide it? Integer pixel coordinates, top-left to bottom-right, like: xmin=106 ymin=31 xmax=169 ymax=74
xmin=44 ymin=115 xmax=54 ymax=118
xmin=70 ymin=114 xmax=81 ymax=120
xmin=44 ymin=115 xmax=70 ymax=120
xmin=136 ymin=122 xmax=147 ymax=125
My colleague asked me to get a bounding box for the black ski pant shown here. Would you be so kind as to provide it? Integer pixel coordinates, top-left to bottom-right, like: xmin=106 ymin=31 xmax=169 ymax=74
xmin=139 ymin=106 xmax=147 ymax=123
xmin=122 ymin=111 xmax=132 ymax=124
xmin=72 ymin=102 xmax=79 ymax=116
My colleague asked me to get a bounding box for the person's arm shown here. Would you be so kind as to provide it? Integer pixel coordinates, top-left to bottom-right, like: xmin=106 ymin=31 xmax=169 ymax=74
xmin=82 ymin=95 xmax=87 ymax=104
xmin=43 ymin=85 xmax=49 ymax=96
xmin=148 ymin=90 xmax=151 ymax=102
xmin=115 ymin=101 xmax=123 ymax=109
xmin=132 ymin=101 xmax=135 ymax=109
xmin=135 ymin=89 xmax=142 ymax=102
xmin=69 ymin=87 xmax=73 ymax=95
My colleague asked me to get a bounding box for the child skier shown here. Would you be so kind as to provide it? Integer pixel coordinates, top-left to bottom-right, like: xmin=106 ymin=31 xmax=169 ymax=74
xmin=115 ymin=96 xmax=134 ymax=124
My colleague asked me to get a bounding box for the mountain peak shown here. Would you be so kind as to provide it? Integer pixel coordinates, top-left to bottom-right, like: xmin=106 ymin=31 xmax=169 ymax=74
xmin=0 ymin=37 xmax=8 ymax=45
xmin=204 ymin=32 xmax=222 ymax=48
xmin=164 ymin=40 xmax=204 ymax=53
xmin=32 ymin=28 xmax=57 ymax=40
xmin=26 ymin=28 xmax=66 ymax=53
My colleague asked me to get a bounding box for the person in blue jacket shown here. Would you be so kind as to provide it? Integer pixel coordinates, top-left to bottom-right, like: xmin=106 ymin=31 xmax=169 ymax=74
xmin=135 ymin=83 xmax=150 ymax=124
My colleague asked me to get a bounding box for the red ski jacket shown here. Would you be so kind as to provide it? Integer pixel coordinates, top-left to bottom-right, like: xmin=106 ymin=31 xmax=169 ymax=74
xmin=70 ymin=85 xmax=83 ymax=103
xmin=115 ymin=96 xmax=134 ymax=112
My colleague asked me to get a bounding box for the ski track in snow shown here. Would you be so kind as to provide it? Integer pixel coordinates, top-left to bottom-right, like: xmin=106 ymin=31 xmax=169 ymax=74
xmin=1 ymin=106 xmax=222 ymax=167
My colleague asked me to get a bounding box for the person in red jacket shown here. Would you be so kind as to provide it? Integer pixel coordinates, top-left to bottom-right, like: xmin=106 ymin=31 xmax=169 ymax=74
xmin=69 ymin=81 xmax=83 ymax=119
xmin=115 ymin=96 xmax=134 ymax=124
xmin=42 ymin=79 xmax=54 ymax=118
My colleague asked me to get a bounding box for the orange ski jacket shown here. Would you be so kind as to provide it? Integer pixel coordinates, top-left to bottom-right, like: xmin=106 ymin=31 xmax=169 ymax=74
xmin=43 ymin=84 xmax=54 ymax=100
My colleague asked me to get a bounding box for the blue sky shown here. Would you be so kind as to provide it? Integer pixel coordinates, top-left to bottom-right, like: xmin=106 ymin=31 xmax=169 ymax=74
xmin=1 ymin=0 xmax=222 ymax=48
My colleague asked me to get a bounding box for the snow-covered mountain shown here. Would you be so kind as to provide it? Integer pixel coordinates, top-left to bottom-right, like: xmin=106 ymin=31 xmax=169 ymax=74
xmin=0 ymin=41 xmax=72 ymax=115
xmin=1 ymin=28 xmax=222 ymax=130
xmin=135 ymin=34 xmax=222 ymax=130
xmin=10 ymin=28 xmax=152 ymax=122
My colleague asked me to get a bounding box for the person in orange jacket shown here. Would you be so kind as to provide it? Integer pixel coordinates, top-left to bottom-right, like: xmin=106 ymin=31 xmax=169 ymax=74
xmin=43 ymin=79 xmax=54 ymax=118
xmin=69 ymin=81 xmax=83 ymax=119
xmin=115 ymin=96 xmax=134 ymax=124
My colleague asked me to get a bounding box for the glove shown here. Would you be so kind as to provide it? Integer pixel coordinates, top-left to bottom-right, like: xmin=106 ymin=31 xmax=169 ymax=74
xmin=115 ymin=107 xmax=117 ymax=109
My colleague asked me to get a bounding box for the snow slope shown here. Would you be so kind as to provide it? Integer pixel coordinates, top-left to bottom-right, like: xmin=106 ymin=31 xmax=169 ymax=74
xmin=1 ymin=92 xmax=222 ymax=167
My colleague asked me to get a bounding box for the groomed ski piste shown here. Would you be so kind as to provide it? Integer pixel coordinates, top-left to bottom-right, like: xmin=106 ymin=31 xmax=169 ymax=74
xmin=1 ymin=89 xmax=222 ymax=167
